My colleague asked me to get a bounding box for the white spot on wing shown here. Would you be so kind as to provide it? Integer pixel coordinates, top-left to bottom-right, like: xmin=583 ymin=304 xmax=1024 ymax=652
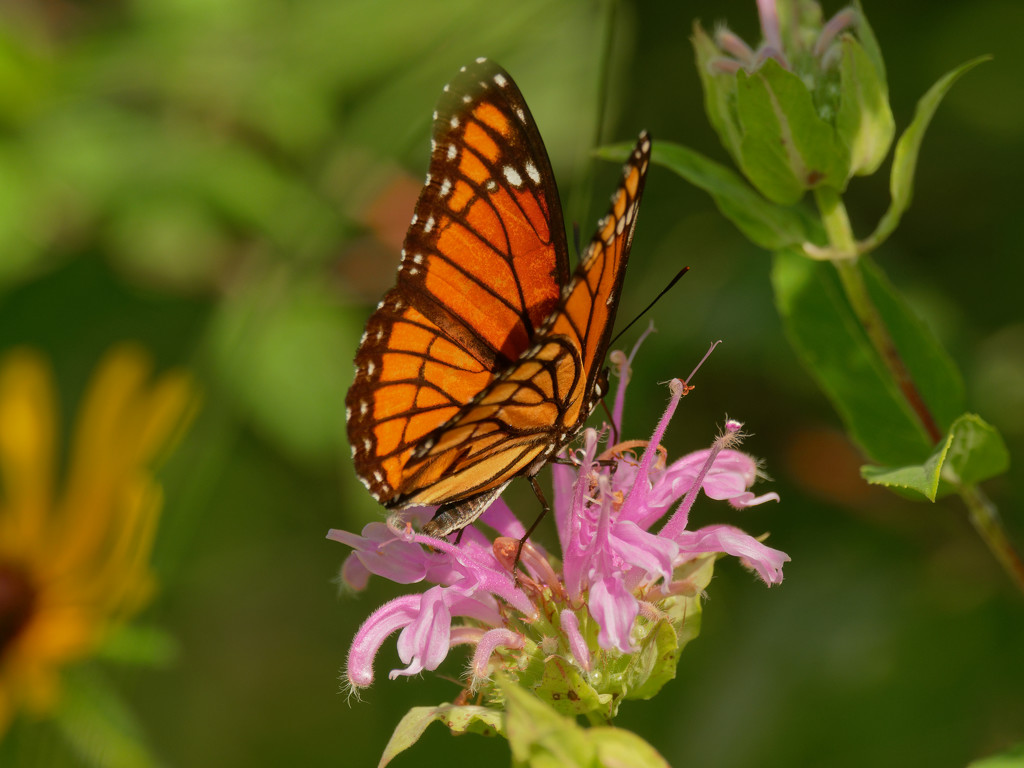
xmin=366 ymin=361 xmax=376 ymax=376
xmin=525 ymin=160 xmax=540 ymax=185
xmin=503 ymin=165 xmax=523 ymax=187
xmin=450 ymin=116 xmax=460 ymax=129
xmin=494 ymin=73 xmax=507 ymax=87
xmin=423 ymin=216 xmax=434 ymax=233
xmin=439 ymin=178 xmax=452 ymax=196
xmin=447 ymin=144 xmax=457 ymax=161
xmin=475 ymin=56 xmax=486 ymax=64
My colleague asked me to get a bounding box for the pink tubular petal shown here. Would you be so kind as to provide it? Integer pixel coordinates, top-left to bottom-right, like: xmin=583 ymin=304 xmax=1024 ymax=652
xmin=607 ymin=520 xmax=677 ymax=584
xmin=590 ymin=576 xmax=638 ymax=653
xmin=677 ymin=524 xmax=789 ymax=585
xmin=624 ymin=379 xmax=685 ymax=512
xmin=728 ymin=490 xmax=781 ymax=509
xmin=328 ymin=524 xmax=436 ymax=584
xmin=345 ymin=594 xmax=421 ymax=688
xmin=393 ymin=586 xmax=451 ymax=678
xmin=757 ymin=0 xmax=782 ymax=54
xmin=340 ymin=552 xmax=371 ymax=591
xmin=559 ymin=609 xmax=591 ymax=672
xmin=611 ymin=322 xmax=656 ymax=434
xmin=471 ymin=628 xmax=525 ymax=681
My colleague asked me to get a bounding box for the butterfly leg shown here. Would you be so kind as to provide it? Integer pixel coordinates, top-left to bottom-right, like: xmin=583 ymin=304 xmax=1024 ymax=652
xmin=514 ymin=476 xmax=551 ymax=575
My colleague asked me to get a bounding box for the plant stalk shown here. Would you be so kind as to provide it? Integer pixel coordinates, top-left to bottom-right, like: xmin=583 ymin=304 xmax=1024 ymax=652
xmin=814 ymin=186 xmax=1024 ymax=595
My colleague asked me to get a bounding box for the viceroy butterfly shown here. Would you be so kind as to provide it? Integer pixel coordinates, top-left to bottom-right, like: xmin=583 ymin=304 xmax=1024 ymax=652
xmin=346 ymin=57 xmax=650 ymax=538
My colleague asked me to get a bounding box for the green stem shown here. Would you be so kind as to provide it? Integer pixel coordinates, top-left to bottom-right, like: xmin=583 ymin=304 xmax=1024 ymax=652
xmin=814 ymin=186 xmax=1024 ymax=596
xmin=814 ymin=187 xmax=943 ymax=443
xmin=961 ymin=485 xmax=1024 ymax=593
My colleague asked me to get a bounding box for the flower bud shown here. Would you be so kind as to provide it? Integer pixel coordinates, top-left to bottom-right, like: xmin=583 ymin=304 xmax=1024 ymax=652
xmin=693 ymin=0 xmax=894 ymax=205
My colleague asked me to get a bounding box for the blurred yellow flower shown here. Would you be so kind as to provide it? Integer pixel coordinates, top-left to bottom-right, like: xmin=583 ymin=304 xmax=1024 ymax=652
xmin=0 ymin=345 xmax=197 ymax=736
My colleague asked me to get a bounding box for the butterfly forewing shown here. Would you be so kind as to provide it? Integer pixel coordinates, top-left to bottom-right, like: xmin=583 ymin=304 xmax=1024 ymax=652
xmin=346 ymin=57 xmax=651 ymax=537
xmin=347 ymin=58 xmax=569 ymax=506
xmin=401 ymin=58 xmax=569 ymax=367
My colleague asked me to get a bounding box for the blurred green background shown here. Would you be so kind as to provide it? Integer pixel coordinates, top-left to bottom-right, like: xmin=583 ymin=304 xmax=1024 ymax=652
xmin=1 ymin=0 xmax=1022 ymax=765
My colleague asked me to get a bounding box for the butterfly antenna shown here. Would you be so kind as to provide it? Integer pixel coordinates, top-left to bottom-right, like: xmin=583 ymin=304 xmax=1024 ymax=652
xmin=610 ymin=266 xmax=689 ymax=347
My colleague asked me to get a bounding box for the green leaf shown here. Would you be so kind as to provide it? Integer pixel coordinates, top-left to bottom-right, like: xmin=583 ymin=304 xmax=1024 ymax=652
xmin=378 ymin=704 xmax=504 ymax=768
xmin=942 ymin=413 xmax=1010 ymax=487
xmin=589 ymin=727 xmax=672 ymax=768
xmin=968 ymin=741 xmax=1024 ymax=768
xmin=501 ymin=679 xmax=672 ymax=768
xmin=862 ymin=413 xmax=1009 ymax=500
xmin=633 ymin=141 xmax=820 ymax=250
xmin=772 ymin=249 xmax=964 ymax=467
xmin=55 ymin=665 xmax=160 ymax=768
xmin=863 ymin=56 xmax=990 ymax=252
xmin=690 ymin=21 xmax=744 ymax=166
xmin=851 ymin=0 xmax=887 ymax=84
xmin=860 ymin=437 xmax=950 ymax=500
xmin=736 ymin=59 xmax=850 ymax=205
xmin=835 ymin=34 xmax=895 ymax=177
xmin=502 ymin=680 xmax=596 ymax=768
xmin=621 ymin=619 xmax=679 ymax=702
xmin=535 ymin=656 xmax=609 ymax=717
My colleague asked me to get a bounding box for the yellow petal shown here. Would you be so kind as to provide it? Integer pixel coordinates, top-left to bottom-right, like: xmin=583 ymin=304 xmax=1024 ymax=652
xmin=0 ymin=349 xmax=56 ymax=553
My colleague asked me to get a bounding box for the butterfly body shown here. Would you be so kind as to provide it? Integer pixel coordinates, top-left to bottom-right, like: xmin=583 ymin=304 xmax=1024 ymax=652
xmin=346 ymin=58 xmax=650 ymax=537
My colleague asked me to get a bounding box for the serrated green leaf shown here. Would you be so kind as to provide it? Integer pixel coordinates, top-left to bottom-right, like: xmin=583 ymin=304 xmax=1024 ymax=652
xmin=736 ymin=60 xmax=850 ymax=205
xmin=535 ymin=656 xmax=608 ymax=717
xmin=863 ymin=56 xmax=990 ymax=252
xmin=860 ymin=439 xmax=949 ymax=500
xmin=836 ymin=34 xmax=894 ymax=177
xmin=772 ymin=249 xmax=964 ymax=466
xmin=631 ymin=141 xmax=821 ymax=250
xmin=863 ymin=414 xmax=1010 ymax=500
xmin=378 ymin=704 xmax=504 ymax=768
xmin=590 ymin=727 xmax=672 ymax=768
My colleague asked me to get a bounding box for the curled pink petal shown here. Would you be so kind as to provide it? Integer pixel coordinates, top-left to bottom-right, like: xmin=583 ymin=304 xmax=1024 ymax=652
xmin=676 ymin=524 xmax=790 ymax=585
xmin=345 ymin=594 xmax=421 ymax=688
xmin=471 ymin=628 xmax=525 ymax=681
